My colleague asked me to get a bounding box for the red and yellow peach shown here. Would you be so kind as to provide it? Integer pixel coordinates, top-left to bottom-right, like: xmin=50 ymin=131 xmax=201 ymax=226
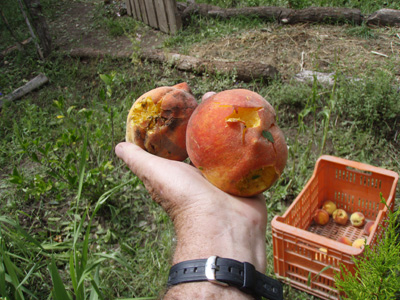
xmin=186 ymin=89 xmax=288 ymax=197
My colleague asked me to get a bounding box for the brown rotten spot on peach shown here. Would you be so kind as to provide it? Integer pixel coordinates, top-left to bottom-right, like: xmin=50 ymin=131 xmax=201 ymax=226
xmin=126 ymin=82 xmax=198 ymax=161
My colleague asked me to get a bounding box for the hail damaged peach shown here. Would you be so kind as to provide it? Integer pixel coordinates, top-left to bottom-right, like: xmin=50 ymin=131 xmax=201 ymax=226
xmin=186 ymin=89 xmax=288 ymax=197
xmin=126 ymin=82 xmax=198 ymax=161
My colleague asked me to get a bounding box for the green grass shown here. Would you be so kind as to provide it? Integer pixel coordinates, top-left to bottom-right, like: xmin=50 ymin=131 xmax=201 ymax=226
xmin=1 ymin=0 xmax=399 ymax=299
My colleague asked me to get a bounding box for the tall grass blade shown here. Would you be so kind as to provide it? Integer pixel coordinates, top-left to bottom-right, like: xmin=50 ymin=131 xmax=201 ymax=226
xmin=76 ymin=258 xmax=107 ymax=291
xmin=89 ymin=266 xmax=104 ymax=300
xmin=48 ymin=256 xmax=72 ymax=300
xmin=75 ymin=127 xmax=88 ymax=211
xmin=16 ymin=262 xmax=37 ymax=290
xmin=1 ymin=247 xmax=24 ymax=300
xmin=95 ymin=252 xmax=135 ymax=273
xmin=0 ymin=261 xmax=6 ymax=298
xmin=307 ymin=265 xmax=332 ymax=286
xmin=69 ymin=252 xmax=78 ymax=294
xmin=0 ymin=217 xmax=43 ymax=250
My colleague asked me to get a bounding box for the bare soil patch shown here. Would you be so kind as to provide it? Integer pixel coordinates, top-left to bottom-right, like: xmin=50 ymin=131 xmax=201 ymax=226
xmin=49 ymin=1 xmax=400 ymax=81
xmin=188 ymin=24 xmax=400 ymax=80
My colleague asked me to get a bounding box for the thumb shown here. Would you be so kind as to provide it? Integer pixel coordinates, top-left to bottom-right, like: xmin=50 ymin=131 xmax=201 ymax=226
xmin=115 ymin=142 xmax=159 ymax=179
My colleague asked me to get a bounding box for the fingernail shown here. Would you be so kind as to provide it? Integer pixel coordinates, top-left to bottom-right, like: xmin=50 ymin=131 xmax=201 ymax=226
xmin=115 ymin=142 xmax=126 ymax=158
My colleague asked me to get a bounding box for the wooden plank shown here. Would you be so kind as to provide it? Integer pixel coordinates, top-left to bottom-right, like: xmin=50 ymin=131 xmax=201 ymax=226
xmin=144 ymin=0 xmax=159 ymax=29
xmin=131 ymin=0 xmax=137 ymax=18
xmin=125 ymin=0 xmax=132 ymax=16
xmin=154 ymin=0 xmax=169 ymax=33
xmin=138 ymin=0 xmax=149 ymax=25
xmin=164 ymin=0 xmax=181 ymax=34
xmin=132 ymin=0 xmax=142 ymax=21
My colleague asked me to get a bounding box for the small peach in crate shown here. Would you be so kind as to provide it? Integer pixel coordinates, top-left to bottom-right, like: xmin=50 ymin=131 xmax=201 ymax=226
xmin=337 ymin=236 xmax=352 ymax=246
xmin=186 ymin=89 xmax=288 ymax=197
xmin=126 ymin=83 xmax=198 ymax=161
xmin=364 ymin=221 xmax=375 ymax=235
xmin=321 ymin=200 xmax=336 ymax=215
xmin=352 ymin=238 xmax=366 ymax=249
xmin=313 ymin=209 xmax=330 ymax=225
xmin=350 ymin=212 xmax=366 ymax=227
xmin=332 ymin=209 xmax=349 ymax=225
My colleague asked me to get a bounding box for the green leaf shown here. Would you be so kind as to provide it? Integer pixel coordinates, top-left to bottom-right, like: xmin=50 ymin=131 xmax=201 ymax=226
xmin=99 ymin=88 xmax=106 ymax=101
xmin=262 ymin=130 xmax=275 ymax=143
xmin=99 ymin=74 xmax=112 ymax=86
xmin=0 ymin=246 xmax=24 ymax=300
xmin=31 ymin=152 xmax=40 ymax=163
xmin=308 ymin=265 xmax=332 ymax=287
xmin=67 ymin=106 xmax=76 ymax=117
xmin=49 ymin=256 xmax=71 ymax=300
xmin=0 ymin=260 xmax=7 ymax=298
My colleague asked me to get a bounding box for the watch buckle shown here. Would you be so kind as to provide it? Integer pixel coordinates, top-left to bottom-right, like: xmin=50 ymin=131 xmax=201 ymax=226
xmin=205 ymin=256 xmax=229 ymax=287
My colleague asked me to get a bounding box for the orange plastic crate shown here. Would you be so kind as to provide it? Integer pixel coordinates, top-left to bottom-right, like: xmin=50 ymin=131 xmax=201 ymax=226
xmin=271 ymin=155 xmax=398 ymax=300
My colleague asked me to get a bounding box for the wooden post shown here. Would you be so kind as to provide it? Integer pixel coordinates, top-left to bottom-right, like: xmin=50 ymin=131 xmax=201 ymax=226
xmin=22 ymin=0 xmax=52 ymax=57
xmin=17 ymin=0 xmax=44 ymax=60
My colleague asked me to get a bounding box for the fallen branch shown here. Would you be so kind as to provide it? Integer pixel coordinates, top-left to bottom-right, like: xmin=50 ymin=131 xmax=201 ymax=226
xmin=179 ymin=3 xmax=363 ymax=25
xmin=0 ymin=73 xmax=49 ymax=108
xmin=0 ymin=38 xmax=32 ymax=58
xmin=143 ymin=49 xmax=279 ymax=82
xmin=366 ymin=9 xmax=400 ymax=26
xmin=179 ymin=2 xmax=400 ymax=27
xmin=68 ymin=47 xmax=279 ymax=82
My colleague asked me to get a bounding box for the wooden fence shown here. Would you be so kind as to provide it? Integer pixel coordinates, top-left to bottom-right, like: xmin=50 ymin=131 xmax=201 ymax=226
xmin=125 ymin=0 xmax=182 ymax=34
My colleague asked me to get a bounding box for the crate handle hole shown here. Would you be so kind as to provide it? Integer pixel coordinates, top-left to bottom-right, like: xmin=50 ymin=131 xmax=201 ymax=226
xmin=346 ymin=166 xmax=372 ymax=176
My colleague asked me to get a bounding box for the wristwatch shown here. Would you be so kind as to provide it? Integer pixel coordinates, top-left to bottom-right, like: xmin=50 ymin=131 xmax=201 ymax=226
xmin=167 ymin=256 xmax=283 ymax=300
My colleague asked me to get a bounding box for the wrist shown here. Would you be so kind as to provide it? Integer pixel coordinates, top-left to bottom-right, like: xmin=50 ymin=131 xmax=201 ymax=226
xmin=166 ymin=256 xmax=283 ymax=300
xmin=171 ymin=197 xmax=267 ymax=273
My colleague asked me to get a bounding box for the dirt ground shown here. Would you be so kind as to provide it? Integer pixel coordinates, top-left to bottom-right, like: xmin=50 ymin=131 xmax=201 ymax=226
xmin=49 ymin=0 xmax=400 ymax=81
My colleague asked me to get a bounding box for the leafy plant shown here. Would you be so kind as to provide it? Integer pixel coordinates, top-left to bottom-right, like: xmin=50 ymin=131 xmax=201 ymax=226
xmin=335 ymin=71 xmax=400 ymax=139
xmin=335 ymin=196 xmax=400 ymax=299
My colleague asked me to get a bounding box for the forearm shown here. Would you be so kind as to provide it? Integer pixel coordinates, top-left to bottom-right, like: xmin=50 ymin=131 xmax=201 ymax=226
xmin=165 ymin=282 xmax=256 ymax=300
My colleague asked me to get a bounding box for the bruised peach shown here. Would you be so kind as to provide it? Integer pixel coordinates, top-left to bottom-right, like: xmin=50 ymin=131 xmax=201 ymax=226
xmin=337 ymin=236 xmax=352 ymax=246
xmin=313 ymin=209 xmax=330 ymax=226
xmin=350 ymin=212 xmax=365 ymax=227
xmin=332 ymin=209 xmax=349 ymax=225
xmin=126 ymin=82 xmax=198 ymax=161
xmin=186 ymin=89 xmax=288 ymax=197
xmin=322 ymin=200 xmax=337 ymax=215
xmin=364 ymin=221 xmax=375 ymax=235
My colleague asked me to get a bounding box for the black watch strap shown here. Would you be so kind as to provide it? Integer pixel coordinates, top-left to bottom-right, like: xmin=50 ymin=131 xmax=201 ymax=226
xmin=167 ymin=256 xmax=283 ymax=300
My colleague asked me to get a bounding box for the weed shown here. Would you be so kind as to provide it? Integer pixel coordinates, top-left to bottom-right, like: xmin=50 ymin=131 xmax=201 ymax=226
xmin=346 ymin=22 xmax=376 ymax=39
xmin=335 ymin=70 xmax=400 ymax=139
xmin=335 ymin=196 xmax=400 ymax=299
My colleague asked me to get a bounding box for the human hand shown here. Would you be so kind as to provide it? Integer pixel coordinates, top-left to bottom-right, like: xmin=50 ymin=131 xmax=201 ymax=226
xmin=115 ymin=142 xmax=268 ymax=299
